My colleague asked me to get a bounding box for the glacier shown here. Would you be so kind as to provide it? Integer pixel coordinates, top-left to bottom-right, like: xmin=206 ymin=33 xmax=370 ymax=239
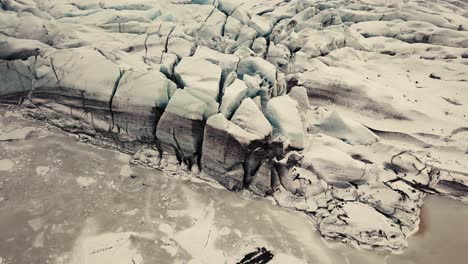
xmin=0 ymin=0 xmax=467 ymax=252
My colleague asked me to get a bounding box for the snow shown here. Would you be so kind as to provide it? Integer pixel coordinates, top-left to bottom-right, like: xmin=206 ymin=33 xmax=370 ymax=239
xmin=265 ymin=96 xmax=305 ymax=149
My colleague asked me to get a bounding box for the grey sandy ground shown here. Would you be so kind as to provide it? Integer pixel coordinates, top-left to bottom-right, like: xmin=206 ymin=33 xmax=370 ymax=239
xmin=0 ymin=112 xmax=467 ymax=264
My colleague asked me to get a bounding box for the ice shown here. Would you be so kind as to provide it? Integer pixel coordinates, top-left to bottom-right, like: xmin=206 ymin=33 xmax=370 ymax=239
xmin=231 ymin=98 xmax=272 ymax=139
xmin=205 ymin=113 xmax=259 ymax=143
xmin=164 ymin=89 xmax=206 ymax=121
xmin=302 ymin=143 xmax=368 ymax=185
xmin=193 ymin=46 xmax=239 ymax=74
xmin=174 ymin=57 xmax=222 ymax=100
xmin=156 ymin=89 xmax=205 ymax=165
xmin=243 ymin=74 xmax=262 ymax=98
xmin=224 ymin=16 xmax=242 ymax=40
xmin=237 ymin=57 xmax=277 ymax=86
xmin=202 ymin=113 xmax=261 ymax=190
xmin=114 ymin=70 xmax=176 ymax=110
xmin=319 ymin=202 xmax=406 ymax=250
xmin=265 ymin=96 xmax=305 ymax=149
xmin=288 ymin=86 xmax=310 ymax=111
xmin=252 ymin=37 xmax=268 ymax=57
xmin=235 ymin=26 xmax=257 ymax=50
xmin=249 ymin=15 xmax=273 ymax=37
xmin=316 ymin=111 xmax=379 ymax=145
xmin=34 ymin=47 xmax=121 ymax=99
xmin=219 ymin=79 xmax=247 ymax=119
xmin=218 ymin=0 xmax=243 ymax=16
xmin=0 ymin=36 xmax=47 ymax=60
xmin=0 ymin=60 xmax=33 ymax=100
xmin=184 ymin=88 xmax=219 ymax=119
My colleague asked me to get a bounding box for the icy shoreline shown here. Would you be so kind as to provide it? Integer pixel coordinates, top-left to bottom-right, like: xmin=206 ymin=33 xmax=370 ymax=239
xmin=2 ymin=107 xmax=440 ymax=251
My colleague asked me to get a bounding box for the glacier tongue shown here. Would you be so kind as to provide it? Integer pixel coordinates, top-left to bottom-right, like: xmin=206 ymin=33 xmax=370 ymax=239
xmin=1 ymin=0 xmax=467 ymax=252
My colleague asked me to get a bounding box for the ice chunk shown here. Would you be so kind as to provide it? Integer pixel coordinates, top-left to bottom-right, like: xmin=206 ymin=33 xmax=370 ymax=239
xmin=218 ymin=0 xmax=243 ymax=15
xmin=167 ymin=37 xmax=196 ymax=58
xmin=185 ymin=88 xmax=219 ymax=119
xmin=202 ymin=113 xmax=260 ymax=190
xmin=0 ymin=36 xmax=47 ymax=60
xmin=266 ymin=43 xmax=290 ymax=72
xmin=235 ymin=26 xmax=257 ymax=49
xmin=192 ymin=46 xmax=239 ymax=76
xmin=34 ymin=47 xmax=121 ymax=100
xmin=115 ymin=70 xmax=176 ymax=110
xmin=231 ymin=7 xmax=250 ymax=25
xmin=237 ymin=57 xmax=277 ymax=86
xmin=252 ymin=37 xmax=267 ymax=57
xmin=0 ymin=60 xmax=33 ymax=102
xmin=110 ymin=70 xmax=177 ymax=146
xmin=219 ymin=79 xmax=247 ymax=118
xmin=156 ymin=90 xmax=206 ymax=165
xmin=224 ymin=16 xmax=242 ymax=40
xmin=197 ymin=9 xmax=226 ymax=49
xmin=159 ymin=53 xmax=178 ymax=78
xmin=243 ymin=74 xmax=262 ymax=98
xmin=205 ymin=113 xmax=259 ymax=143
xmin=164 ymin=89 xmax=206 ymax=121
xmin=265 ymin=96 xmax=305 ymax=149
xmin=288 ymin=86 xmax=310 ymax=111
xmin=174 ymin=57 xmax=222 ymax=99
xmin=231 ymin=98 xmax=272 ymax=139
xmin=249 ymin=15 xmax=273 ymax=37
xmin=249 ymin=161 xmax=273 ymax=196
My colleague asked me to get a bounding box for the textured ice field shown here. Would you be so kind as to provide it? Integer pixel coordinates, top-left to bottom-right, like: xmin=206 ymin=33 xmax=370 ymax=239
xmin=0 ymin=0 xmax=467 ymax=251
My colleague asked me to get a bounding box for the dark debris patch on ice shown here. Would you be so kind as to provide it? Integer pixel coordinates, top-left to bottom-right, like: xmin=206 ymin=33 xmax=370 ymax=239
xmin=237 ymin=247 xmax=274 ymax=264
